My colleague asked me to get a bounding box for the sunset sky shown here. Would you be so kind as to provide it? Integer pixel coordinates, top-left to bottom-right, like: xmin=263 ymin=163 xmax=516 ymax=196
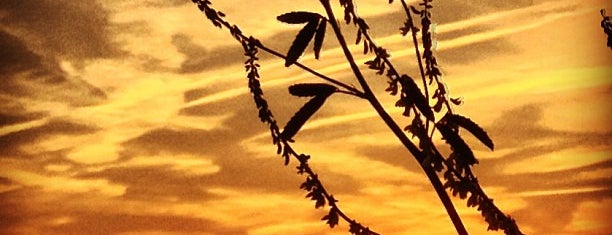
xmin=1 ymin=0 xmax=611 ymax=234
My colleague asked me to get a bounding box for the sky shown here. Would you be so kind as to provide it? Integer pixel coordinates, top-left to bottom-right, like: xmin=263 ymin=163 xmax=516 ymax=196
xmin=0 ymin=0 xmax=611 ymax=234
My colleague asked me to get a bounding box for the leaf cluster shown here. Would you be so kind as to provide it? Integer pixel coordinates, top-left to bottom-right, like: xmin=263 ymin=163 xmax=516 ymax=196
xmin=193 ymin=0 xmax=524 ymax=234
xmin=277 ymin=12 xmax=328 ymax=66
xmin=601 ymin=9 xmax=612 ymax=49
xmin=192 ymin=2 xmax=379 ymax=234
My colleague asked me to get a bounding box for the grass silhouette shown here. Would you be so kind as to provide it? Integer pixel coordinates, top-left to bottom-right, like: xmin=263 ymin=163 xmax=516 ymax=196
xmin=192 ymin=0 xmax=525 ymax=234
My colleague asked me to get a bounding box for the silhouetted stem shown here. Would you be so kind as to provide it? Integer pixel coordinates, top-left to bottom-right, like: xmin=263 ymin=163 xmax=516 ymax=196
xmin=252 ymin=40 xmax=366 ymax=99
xmin=320 ymin=1 xmax=468 ymax=234
xmin=401 ymin=0 xmax=428 ymax=101
xmin=282 ymin=144 xmax=381 ymax=235
xmin=195 ymin=2 xmax=379 ymax=232
xmin=200 ymin=8 xmax=365 ymax=98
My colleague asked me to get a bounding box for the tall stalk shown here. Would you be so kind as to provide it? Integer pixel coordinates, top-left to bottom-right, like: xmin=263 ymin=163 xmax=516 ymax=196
xmin=319 ymin=0 xmax=467 ymax=234
xmin=191 ymin=0 xmax=523 ymax=234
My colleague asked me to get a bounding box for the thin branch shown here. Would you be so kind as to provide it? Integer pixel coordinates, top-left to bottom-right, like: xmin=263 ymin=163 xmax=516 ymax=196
xmin=193 ymin=1 xmax=377 ymax=233
xmin=195 ymin=0 xmax=365 ymax=99
xmin=319 ymin=1 xmax=468 ymax=234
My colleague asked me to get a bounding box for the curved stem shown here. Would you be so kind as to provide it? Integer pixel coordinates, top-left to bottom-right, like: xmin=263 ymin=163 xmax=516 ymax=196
xmin=252 ymin=41 xmax=366 ymax=99
xmin=401 ymin=0 xmax=433 ymax=161
xmin=320 ymin=1 xmax=468 ymax=234
xmin=204 ymin=9 xmax=366 ymax=98
xmin=402 ymin=0 xmax=427 ymax=92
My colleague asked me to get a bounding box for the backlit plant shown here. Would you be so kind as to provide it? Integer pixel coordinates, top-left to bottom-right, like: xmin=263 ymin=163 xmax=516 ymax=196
xmin=191 ymin=0 xmax=524 ymax=234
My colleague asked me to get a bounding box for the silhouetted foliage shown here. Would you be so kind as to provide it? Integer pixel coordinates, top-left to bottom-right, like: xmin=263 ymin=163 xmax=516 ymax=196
xmin=280 ymin=88 xmax=335 ymax=141
xmin=443 ymin=113 xmax=494 ymax=150
xmin=398 ymin=75 xmax=434 ymax=120
xmin=602 ymin=9 xmax=612 ymax=49
xmin=278 ymin=12 xmax=327 ymax=66
xmin=289 ymin=83 xmax=337 ymax=97
xmin=192 ymin=0 xmax=524 ymax=234
xmin=314 ymin=19 xmax=327 ymax=59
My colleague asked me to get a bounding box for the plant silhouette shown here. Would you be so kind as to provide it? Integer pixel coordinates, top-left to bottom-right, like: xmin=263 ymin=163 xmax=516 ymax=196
xmin=192 ymin=0 xmax=524 ymax=234
xmin=602 ymin=9 xmax=612 ymax=49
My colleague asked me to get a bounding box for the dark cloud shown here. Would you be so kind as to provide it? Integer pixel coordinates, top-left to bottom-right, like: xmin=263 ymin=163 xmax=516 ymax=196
xmin=358 ymin=145 xmax=424 ymax=173
xmin=512 ymin=189 xmax=611 ymax=234
xmin=0 ymin=0 xmax=123 ymax=60
xmin=122 ymin=128 xmax=358 ymax=191
xmin=0 ymin=111 xmax=45 ymax=127
xmin=0 ymin=176 xmax=12 ymax=186
xmin=49 ymin=213 xmax=247 ymax=235
xmin=0 ymin=119 xmax=98 ymax=157
xmin=114 ymin=112 xmax=362 ymax=197
xmin=476 ymin=130 xmax=612 ymax=193
xmin=143 ymin=0 xmax=188 ymax=8
xmin=172 ymin=33 xmax=247 ymax=73
xmin=175 ymin=0 xmax=531 ymax=73
xmin=456 ymin=0 xmax=535 ymax=10
xmin=0 ymin=188 xmax=247 ymax=235
xmin=352 ymin=103 xmax=612 ymax=193
xmin=0 ymin=31 xmax=43 ymax=74
xmin=481 ymin=157 xmax=612 ymax=193
xmin=179 ymin=77 xmax=359 ymax=126
xmin=349 ymin=104 xmax=611 ymax=234
xmin=0 ymin=30 xmax=107 ymax=107
xmin=0 ymin=189 xmax=30 ymax=234
xmin=121 ymin=127 xmax=234 ymax=156
xmin=487 ymin=104 xmax=576 ymax=149
xmin=79 ymin=165 xmax=223 ymax=202
xmin=437 ymin=39 xmax=516 ymax=65
xmin=0 ymin=1 xmax=118 ymax=110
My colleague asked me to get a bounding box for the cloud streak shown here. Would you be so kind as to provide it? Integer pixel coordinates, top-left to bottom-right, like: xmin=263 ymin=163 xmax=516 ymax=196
xmin=0 ymin=0 xmax=610 ymax=234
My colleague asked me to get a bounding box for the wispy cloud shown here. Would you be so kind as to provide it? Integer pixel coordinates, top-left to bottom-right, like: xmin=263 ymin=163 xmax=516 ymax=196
xmin=1 ymin=0 xmax=611 ymax=234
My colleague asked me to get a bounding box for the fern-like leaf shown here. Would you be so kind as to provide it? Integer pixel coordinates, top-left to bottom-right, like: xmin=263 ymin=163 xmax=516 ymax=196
xmin=285 ymin=20 xmax=318 ymax=67
xmin=445 ymin=114 xmax=494 ymax=150
xmin=289 ymin=83 xmax=337 ymax=97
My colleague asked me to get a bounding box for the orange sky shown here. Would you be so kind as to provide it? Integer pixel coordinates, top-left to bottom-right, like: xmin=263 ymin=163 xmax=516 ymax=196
xmin=0 ymin=0 xmax=611 ymax=234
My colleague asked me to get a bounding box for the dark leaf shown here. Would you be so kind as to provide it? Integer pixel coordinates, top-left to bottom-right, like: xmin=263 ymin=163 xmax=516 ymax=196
xmin=314 ymin=192 xmax=326 ymax=208
xmin=433 ymin=98 xmax=444 ymax=112
xmin=437 ymin=122 xmax=478 ymax=165
xmin=356 ymin=19 xmax=369 ymax=30
xmin=445 ymin=114 xmax=494 ymax=150
xmin=443 ymin=180 xmax=454 ymax=189
xmin=451 ymin=97 xmax=463 ymax=105
xmin=281 ymin=145 xmax=291 ymax=165
xmin=300 ymin=176 xmax=316 ymax=191
xmin=322 ymin=207 xmax=339 ymax=228
xmin=467 ymin=193 xmax=479 ymax=207
xmin=410 ymin=6 xmax=422 ymax=15
xmin=285 ymin=20 xmax=318 ymax=67
xmin=349 ymin=222 xmax=362 ymax=234
xmin=313 ymin=19 xmax=327 ymax=59
xmin=344 ymin=7 xmax=351 ymax=24
xmin=289 ymin=83 xmax=337 ymax=97
xmin=280 ymin=92 xmax=334 ymax=141
xmin=305 ymin=188 xmax=326 ymax=208
xmin=400 ymin=75 xmax=434 ymax=120
xmin=277 ymin=11 xmax=321 ymax=24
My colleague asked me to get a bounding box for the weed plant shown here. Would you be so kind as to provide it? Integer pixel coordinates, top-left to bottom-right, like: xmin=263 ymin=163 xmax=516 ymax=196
xmin=191 ymin=0 xmax=525 ymax=234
